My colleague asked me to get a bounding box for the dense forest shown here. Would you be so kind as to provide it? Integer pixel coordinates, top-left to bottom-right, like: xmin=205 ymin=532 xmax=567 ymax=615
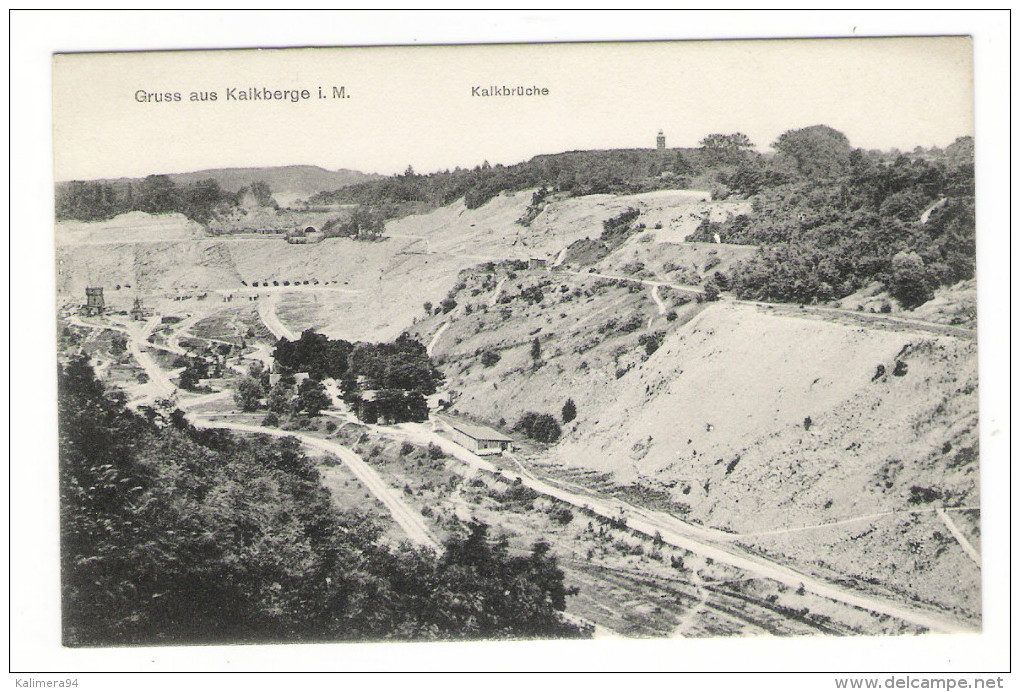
xmin=59 ymin=356 xmax=584 ymax=645
xmin=686 ymin=128 xmax=976 ymax=307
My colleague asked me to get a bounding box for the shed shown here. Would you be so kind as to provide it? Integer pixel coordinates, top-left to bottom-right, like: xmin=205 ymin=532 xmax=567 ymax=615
xmin=445 ymin=419 xmax=513 ymax=455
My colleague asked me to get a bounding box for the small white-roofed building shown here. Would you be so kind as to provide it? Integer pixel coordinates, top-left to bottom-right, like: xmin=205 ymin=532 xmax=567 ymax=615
xmin=444 ymin=418 xmax=513 ymax=455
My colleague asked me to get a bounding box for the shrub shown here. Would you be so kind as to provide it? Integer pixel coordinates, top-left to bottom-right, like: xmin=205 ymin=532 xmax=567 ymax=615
xmin=561 ymin=398 xmax=577 ymax=424
xmin=546 ymin=506 xmax=574 ymax=525
xmin=325 ymin=421 xmax=338 ymax=433
xmin=638 ymin=331 xmax=665 ymax=356
xmin=400 ymin=441 xmax=416 ymax=456
xmin=514 ymin=412 xmax=562 ymax=444
xmin=261 ymin=412 xmax=280 ymax=427
xmin=427 ymin=442 xmax=446 ymax=460
xmin=480 ymin=350 xmax=501 ymax=367
xmin=908 ymin=486 xmax=943 ymax=504
xmin=618 ymin=313 xmax=644 ymax=333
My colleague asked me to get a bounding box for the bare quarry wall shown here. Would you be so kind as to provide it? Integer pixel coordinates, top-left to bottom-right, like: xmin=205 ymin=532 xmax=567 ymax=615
xmin=554 ymin=303 xmax=978 ymax=531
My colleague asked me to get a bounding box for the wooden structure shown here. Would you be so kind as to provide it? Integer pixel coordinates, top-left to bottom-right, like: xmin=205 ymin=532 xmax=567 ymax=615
xmin=83 ymin=287 xmax=104 ymax=316
xmin=445 ymin=419 xmax=513 ymax=456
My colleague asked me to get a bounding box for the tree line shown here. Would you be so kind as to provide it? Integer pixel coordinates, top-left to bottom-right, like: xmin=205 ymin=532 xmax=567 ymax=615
xmin=59 ymin=356 xmax=585 ymax=645
xmin=307 ymin=145 xmax=742 ymax=219
xmin=55 ymin=175 xmax=271 ymax=224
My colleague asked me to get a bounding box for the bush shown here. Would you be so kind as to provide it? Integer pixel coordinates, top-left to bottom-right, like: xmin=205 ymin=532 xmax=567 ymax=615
xmin=638 ymin=331 xmax=665 ymax=356
xmin=427 ymin=442 xmax=446 ymax=460
xmin=561 ymin=398 xmax=577 ymax=424
xmin=546 ymin=506 xmax=574 ymax=525
xmin=480 ymin=350 xmax=501 ymax=367
xmin=400 ymin=441 xmax=416 ymax=456
xmin=261 ymin=412 xmax=280 ymax=427
xmin=908 ymin=486 xmax=943 ymax=504
xmin=514 ymin=412 xmax=562 ymax=444
xmin=702 ymin=282 xmax=721 ymax=302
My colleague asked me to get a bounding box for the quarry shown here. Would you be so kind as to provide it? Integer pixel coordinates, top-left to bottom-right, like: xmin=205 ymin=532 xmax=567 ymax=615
xmin=56 ymin=178 xmax=981 ymax=638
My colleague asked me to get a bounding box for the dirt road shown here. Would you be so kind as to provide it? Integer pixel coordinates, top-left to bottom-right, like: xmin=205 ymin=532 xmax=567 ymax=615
xmin=736 ymin=300 xmax=975 ymax=339
xmin=936 ymin=507 xmax=981 ymax=566
xmin=558 ymin=268 xmax=705 ymax=296
xmin=369 ymin=420 xmax=976 ymax=634
xmin=257 ymin=293 xmax=298 ymax=341
xmin=188 ymin=417 xmax=440 ymax=550
xmin=488 ymin=277 xmax=507 ymax=307
xmin=426 ymin=322 xmax=450 ymax=357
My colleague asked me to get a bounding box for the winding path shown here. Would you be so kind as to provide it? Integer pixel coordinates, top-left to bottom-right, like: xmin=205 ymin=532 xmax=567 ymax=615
xmin=936 ymin=507 xmax=981 ymax=566
xmin=186 ymin=417 xmax=440 ymax=550
xmin=362 ymin=420 xmax=977 ymax=634
xmin=488 ymin=277 xmax=508 ymax=308
xmin=426 ymin=322 xmax=449 ymax=357
xmin=558 ymin=268 xmax=704 ymax=296
xmin=257 ymin=293 xmax=298 ymax=341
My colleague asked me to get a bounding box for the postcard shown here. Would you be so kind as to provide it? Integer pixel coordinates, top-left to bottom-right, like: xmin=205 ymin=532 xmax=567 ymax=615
xmin=29 ymin=29 xmax=997 ymax=676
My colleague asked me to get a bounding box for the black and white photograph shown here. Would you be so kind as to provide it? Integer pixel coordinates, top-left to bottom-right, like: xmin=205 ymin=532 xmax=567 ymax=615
xmin=9 ymin=10 xmax=1011 ymax=683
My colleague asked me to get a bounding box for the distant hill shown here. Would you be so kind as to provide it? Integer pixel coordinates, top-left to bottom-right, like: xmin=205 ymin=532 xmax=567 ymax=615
xmin=57 ymin=165 xmax=380 ymax=205
xmin=164 ymin=165 xmax=380 ymax=200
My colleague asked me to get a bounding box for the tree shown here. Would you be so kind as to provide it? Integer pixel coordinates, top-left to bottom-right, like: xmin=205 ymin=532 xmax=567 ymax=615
xmin=699 ymin=133 xmax=755 ymax=164
xmin=702 ymin=281 xmax=721 ymax=302
xmin=888 ymin=250 xmax=934 ymax=309
xmin=530 ymin=337 xmax=542 ymax=363
xmin=561 ymin=398 xmax=577 ymax=424
xmin=58 ymin=358 xmax=587 ymax=646
xmin=136 ymin=175 xmax=180 ymax=214
xmin=177 ymin=359 xmax=208 ymax=391
xmin=233 ymin=376 xmax=265 ymax=412
xmin=514 ymin=412 xmax=561 ymax=444
xmin=249 ymin=180 xmax=276 ymax=207
xmin=266 ymin=381 xmax=295 ymax=414
xmin=700 ymin=132 xmax=754 ymax=151
xmin=944 ymin=136 xmax=974 ymax=168
xmin=771 ymin=125 xmax=852 ymax=178
xmin=296 ymin=378 xmax=331 ymax=417
xmin=181 ymin=178 xmax=226 ymax=223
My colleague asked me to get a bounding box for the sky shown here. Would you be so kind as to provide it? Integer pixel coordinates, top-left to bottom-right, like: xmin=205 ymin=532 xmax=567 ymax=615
xmin=53 ymin=37 xmax=973 ymax=180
